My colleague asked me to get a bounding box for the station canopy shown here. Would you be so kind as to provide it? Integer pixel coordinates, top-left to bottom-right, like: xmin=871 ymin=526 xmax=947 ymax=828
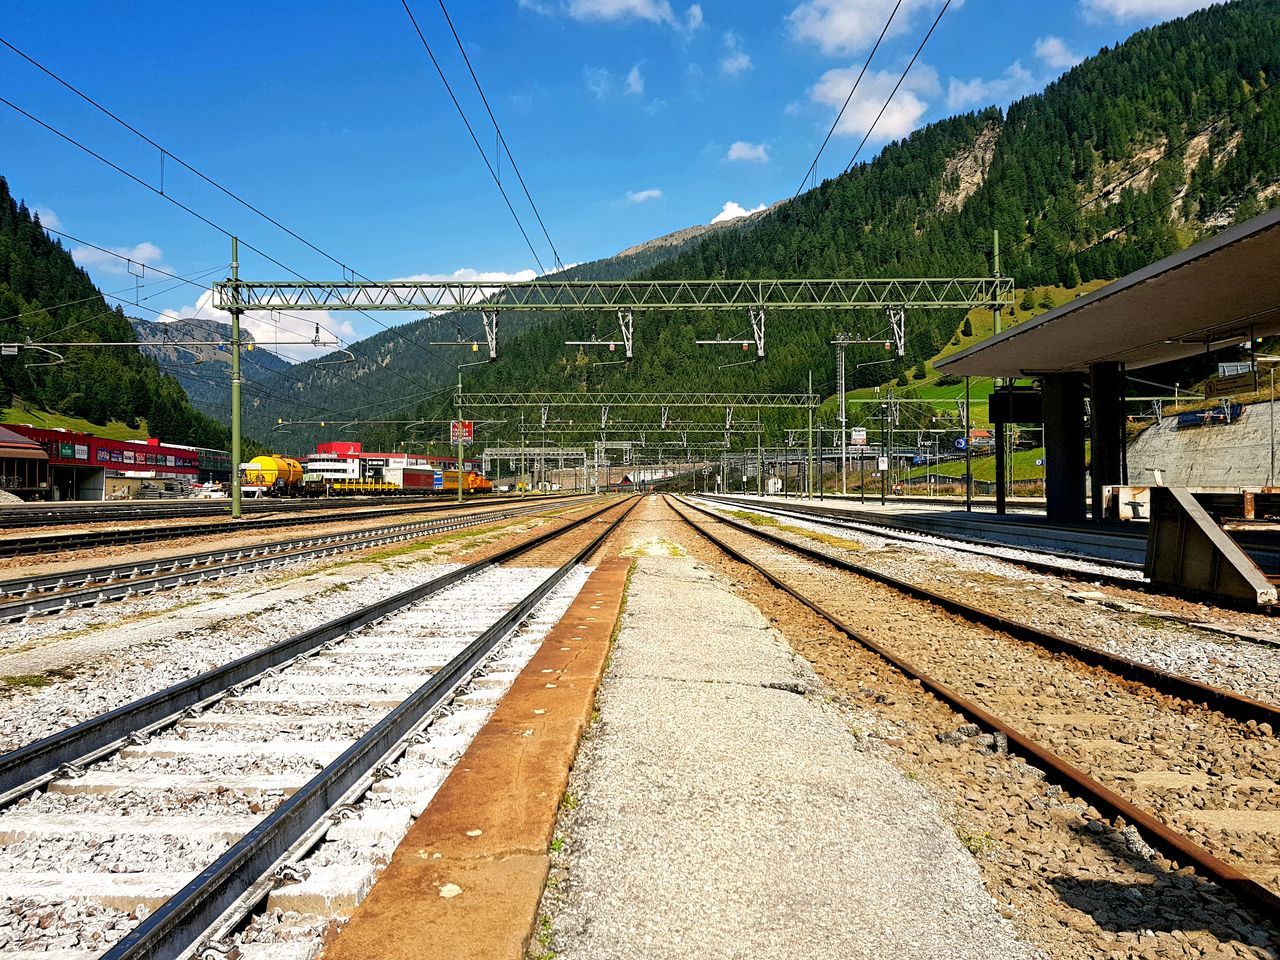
xmin=937 ymin=205 xmax=1280 ymax=378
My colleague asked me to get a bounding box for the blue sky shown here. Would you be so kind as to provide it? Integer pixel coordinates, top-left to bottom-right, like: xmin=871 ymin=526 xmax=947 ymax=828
xmin=1 ymin=0 xmax=1221 ymax=358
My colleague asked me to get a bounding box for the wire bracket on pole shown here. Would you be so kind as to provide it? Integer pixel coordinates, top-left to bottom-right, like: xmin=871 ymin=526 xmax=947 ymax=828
xmin=888 ymin=307 xmax=906 ymax=357
xmin=750 ymin=306 xmax=765 ymax=359
xmin=480 ymin=311 xmax=499 ymax=361
xmin=618 ymin=308 xmax=633 ymax=359
xmin=600 ymin=405 xmax=609 ymax=430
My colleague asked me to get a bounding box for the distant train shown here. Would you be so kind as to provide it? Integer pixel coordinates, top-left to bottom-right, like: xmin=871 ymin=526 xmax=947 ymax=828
xmin=240 ymin=455 xmax=493 ymax=498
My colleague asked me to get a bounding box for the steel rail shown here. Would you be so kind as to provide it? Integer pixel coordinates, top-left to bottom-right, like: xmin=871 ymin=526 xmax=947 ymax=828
xmin=667 ymin=496 xmax=1280 ymax=919
xmin=680 ymin=497 xmax=1280 ymax=726
xmin=709 ymin=494 xmax=1149 ymax=565
xmin=0 ymin=493 xmax=587 ymax=557
xmin=0 ymin=498 xmax=592 ymax=621
xmin=697 ymin=494 xmax=1146 ymax=585
xmin=0 ymin=495 xmax=454 ymax=530
xmin=0 ymin=496 xmax=625 ymax=806
xmin=98 ymin=494 xmax=638 ymax=960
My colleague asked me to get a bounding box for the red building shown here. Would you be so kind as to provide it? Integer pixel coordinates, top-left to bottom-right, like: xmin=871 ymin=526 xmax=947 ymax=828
xmin=7 ymin=426 xmax=199 ymax=500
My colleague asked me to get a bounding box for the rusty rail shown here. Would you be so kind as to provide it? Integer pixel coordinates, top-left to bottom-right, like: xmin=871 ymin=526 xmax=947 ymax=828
xmin=667 ymin=495 xmax=1280 ymax=920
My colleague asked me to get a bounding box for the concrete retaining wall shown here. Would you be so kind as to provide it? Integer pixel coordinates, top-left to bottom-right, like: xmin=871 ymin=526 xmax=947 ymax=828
xmin=1128 ymin=401 xmax=1278 ymax=487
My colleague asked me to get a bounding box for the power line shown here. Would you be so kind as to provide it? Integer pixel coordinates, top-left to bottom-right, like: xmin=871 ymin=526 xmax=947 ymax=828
xmin=844 ymin=0 xmax=951 ymax=175
xmin=400 ymin=0 xmax=551 ymax=276
xmin=0 ymin=83 xmax=462 ymax=387
xmin=434 ymin=0 xmax=564 ymax=272
xmin=795 ymin=0 xmax=904 ymax=196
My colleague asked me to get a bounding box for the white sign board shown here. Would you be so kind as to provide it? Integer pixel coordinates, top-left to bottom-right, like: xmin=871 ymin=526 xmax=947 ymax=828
xmin=848 ymin=427 xmax=868 ymax=446
xmin=877 ymin=456 xmax=889 ymax=471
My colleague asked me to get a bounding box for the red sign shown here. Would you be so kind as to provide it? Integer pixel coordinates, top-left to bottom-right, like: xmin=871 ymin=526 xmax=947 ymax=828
xmin=450 ymin=420 xmax=474 ymax=445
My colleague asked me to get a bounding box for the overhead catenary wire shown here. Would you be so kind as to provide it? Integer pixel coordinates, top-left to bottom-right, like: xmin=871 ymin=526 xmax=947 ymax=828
xmin=794 ymin=0 xmax=904 ymax=196
xmin=0 ymin=91 xmax=458 ymax=390
xmin=843 ymin=0 xmax=951 ymax=175
xmin=434 ymin=0 xmax=564 ymax=272
xmin=400 ymin=0 xmax=551 ymax=277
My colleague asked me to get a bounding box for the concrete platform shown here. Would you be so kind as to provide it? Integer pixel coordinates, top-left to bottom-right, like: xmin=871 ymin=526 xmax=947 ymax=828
xmin=540 ymin=509 xmax=1035 ymax=959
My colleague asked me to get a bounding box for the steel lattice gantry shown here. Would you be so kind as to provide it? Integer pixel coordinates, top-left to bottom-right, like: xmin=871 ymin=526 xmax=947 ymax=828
xmin=460 ymin=391 xmax=817 ymax=408
xmin=212 ymin=277 xmax=1013 ymax=313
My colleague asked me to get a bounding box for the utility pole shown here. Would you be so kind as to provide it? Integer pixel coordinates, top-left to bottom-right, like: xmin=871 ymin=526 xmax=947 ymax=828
xmin=520 ymin=411 xmax=526 ymax=497
xmin=807 ymin=371 xmax=814 ymax=499
xmin=837 ymin=344 xmax=847 ymax=495
xmin=229 ymin=237 xmax=243 ymax=520
xmin=993 ymin=230 xmax=1007 ymax=515
xmin=456 ymin=371 xmax=464 ymax=504
xmin=964 ymin=378 xmax=973 ymax=511
xmin=757 ymin=429 xmax=763 ymax=496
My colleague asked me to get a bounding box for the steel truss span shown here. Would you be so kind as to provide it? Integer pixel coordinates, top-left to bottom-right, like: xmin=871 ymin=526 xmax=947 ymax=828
xmin=461 ymin=391 xmax=817 ymax=408
xmin=213 ymin=277 xmax=1014 ymax=313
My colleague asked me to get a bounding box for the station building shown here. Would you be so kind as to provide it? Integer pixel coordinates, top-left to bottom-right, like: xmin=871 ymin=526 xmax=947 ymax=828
xmin=3 ymin=425 xmax=204 ymax=500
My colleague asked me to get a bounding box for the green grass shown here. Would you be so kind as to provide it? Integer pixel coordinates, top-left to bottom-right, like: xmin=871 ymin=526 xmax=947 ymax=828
xmin=2 ymin=399 xmax=149 ymax=441
xmin=901 ymin=447 xmax=1047 ymax=482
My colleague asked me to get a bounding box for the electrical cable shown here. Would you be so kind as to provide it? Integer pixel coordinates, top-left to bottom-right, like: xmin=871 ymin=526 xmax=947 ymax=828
xmin=435 ymin=0 xmax=564 ymax=272
xmin=794 ymin=0 xmax=904 ymax=196
xmin=844 ymin=0 xmax=951 ymax=175
xmin=0 ymin=94 xmax=455 ymax=392
xmin=400 ymin=0 xmax=551 ymax=276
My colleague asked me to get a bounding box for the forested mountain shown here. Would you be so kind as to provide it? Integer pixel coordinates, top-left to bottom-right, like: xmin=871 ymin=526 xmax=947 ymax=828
xmin=204 ymin=0 xmax=1280 ymax=452
xmin=0 ymin=179 xmax=232 ymax=448
xmin=234 ymin=198 xmax=773 ymax=448
xmin=130 ymin=316 xmax=291 ymax=422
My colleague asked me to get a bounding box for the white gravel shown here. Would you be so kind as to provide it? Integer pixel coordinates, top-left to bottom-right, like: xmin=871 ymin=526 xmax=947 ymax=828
xmin=0 ymin=562 xmax=591 ymax=955
xmin=0 ymin=560 xmax=464 ymax=752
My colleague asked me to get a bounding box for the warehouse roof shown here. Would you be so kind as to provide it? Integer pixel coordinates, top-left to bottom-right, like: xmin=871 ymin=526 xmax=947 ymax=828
xmin=0 ymin=425 xmax=48 ymax=461
xmin=936 ymin=205 xmax=1280 ymax=377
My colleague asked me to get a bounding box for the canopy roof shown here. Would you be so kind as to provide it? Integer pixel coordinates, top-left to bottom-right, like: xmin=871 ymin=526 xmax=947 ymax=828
xmin=937 ymin=205 xmax=1280 ymax=377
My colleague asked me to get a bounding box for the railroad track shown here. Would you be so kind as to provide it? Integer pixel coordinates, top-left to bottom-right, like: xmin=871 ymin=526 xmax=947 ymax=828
xmin=0 ymin=497 xmax=596 ymax=622
xmin=668 ymin=495 xmax=1280 ymax=920
xmin=0 ymin=495 xmax=637 ymax=959
xmin=0 ymin=493 xmax=587 ymax=558
xmin=697 ymin=494 xmax=1146 ymax=587
xmin=0 ymin=495 xmax=450 ymax=530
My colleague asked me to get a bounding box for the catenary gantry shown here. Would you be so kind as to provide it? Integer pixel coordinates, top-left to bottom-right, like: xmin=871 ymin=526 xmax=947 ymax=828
xmin=212 ymin=277 xmax=1013 ymax=313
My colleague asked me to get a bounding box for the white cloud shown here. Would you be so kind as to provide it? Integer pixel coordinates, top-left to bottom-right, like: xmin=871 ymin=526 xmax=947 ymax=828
xmin=585 ymin=66 xmax=614 ymax=99
xmin=710 ymin=200 xmax=766 ymax=224
xmin=156 ymin=290 xmax=358 ymax=364
xmin=1034 ymin=35 xmax=1082 ymax=69
xmin=787 ymin=0 xmax=955 ymax=56
xmin=627 ymin=188 xmax=664 ymax=203
xmin=34 ymin=206 xmax=61 ymax=231
xmin=726 ymin=141 xmax=769 ymax=163
xmin=1080 ymin=0 xmax=1214 ymax=21
xmin=522 ymin=0 xmax=703 ymax=30
xmin=946 ymin=60 xmax=1035 ymax=110
xmin=625 ymin=64 xmax=645 ymax=95
xmin=809 ymin=64 xmax=938 ymax=141
xmin=720 ymin=31 xmax=752 ymax=76
xmin=71 ymin=241 xmax=169 ymax=276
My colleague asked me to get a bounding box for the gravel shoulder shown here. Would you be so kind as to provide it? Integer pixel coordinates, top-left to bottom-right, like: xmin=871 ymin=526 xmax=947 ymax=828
xmin=692 ymin=498 xmax=1280 ymax=708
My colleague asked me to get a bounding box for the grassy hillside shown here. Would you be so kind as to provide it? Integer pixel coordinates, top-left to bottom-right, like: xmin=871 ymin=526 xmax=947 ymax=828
xmin=2 ymin=398 xmax=148 ymax=441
